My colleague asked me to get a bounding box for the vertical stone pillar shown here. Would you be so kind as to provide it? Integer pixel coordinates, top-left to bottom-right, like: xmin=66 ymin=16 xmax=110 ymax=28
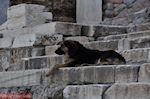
xmin=76 ymin=0 xmax=102 ymax=25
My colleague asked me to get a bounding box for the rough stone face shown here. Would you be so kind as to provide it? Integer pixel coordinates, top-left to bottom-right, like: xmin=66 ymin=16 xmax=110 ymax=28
xmin=0 ymin=38 xmax=13 ymax=49
xmin=0 ymin=69 xmax=43 ymax=87
xmin=83 ymin=40 xmax=118 ymax=51
xmin=138 ymin=63 xmax=150 ymax=82
xmin=6 ymin=4 xmax=52 ymax=29
xmin=121 ymin=48 xmax=150 ymax=63
xmin=45 ymin=45 xmax=59 ymax=55
xmin=130 ymin=37 xmax=150 ymax=49
xmin=106 ymin=0 xmax=123 ymax=4
xmin=12 ymin=34 xmax=63 ymax=48
xmin=0 ymin=50 xmax=10 ymax=71
xmin=65 ymin=36 xmax=91 ymax=44
xmin=94 ymin=25 xmax=128 ymax=37
xmin=0 ymin=84 xmax=66 ymax=99
xmin=49 ymin=66 xmax=115 ymax=84
xmin=104 ymin=83 xmax=150 ymax=99
xmin=21 ymin=55 xmax=64 ymax=70
xmin=115 ymin=65 xmax=139 ymax=83
xmin=63 ymin=84 xmax=110 ymax=99
xmin=118 ymin=38 xmax=130 ymax=51
xmin=76 ymin=0 xmax=102 ymax=24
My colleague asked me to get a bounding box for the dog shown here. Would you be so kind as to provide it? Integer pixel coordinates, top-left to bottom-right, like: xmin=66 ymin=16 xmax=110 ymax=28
xmin=46 ymin=40 xmax=126 ymax=76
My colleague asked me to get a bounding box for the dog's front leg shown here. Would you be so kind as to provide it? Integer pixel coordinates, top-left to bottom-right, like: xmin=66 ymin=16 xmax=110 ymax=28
xmin=46 ymin=61 xmax=78 ymax=77
xmin=46 ymin=63 xmax=68 ymax=77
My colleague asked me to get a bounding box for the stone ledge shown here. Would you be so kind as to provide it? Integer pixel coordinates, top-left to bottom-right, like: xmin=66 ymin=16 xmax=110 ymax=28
xmin=63 ymin=84 xmax=110 ymax=99
xmin=121 ymin=48 xmax=150 ymax=63
xmin=0 ymin=65 xmax=140 ymax=87
xmin=104 ymin=83 xmax=150 ymax=99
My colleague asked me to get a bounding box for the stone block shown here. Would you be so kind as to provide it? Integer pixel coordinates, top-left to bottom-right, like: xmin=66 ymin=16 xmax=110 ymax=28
xmin=6 ymin=4 xmax=53 ymax=29
xmin=76 ymin=0 xmax=102 ymax=24
xmin=65 ymin=36 xmax=91 ymax=44
xmin=104 ymin=83 xmax=150 ymax=99
xmin=0 ymin=38 xmax=13 ymax=49
xmin=45 ymin=45 xmax=59 ymax=55
xmin=106 ymin=0 xmax=123 ymax=4
xmin=63 ymin=84 xmax=110 ymax=99
xmin=21 ymin=55 xmax=64 ymax=70
xmin=118 ymin=38 xmax=130 ymax=51
xmin=130 ymin=37 xmax=150 ymax=49
xmin=0 ymin=69 xmax=44 ymax=87
xmin=115 ymin=65 xmax=139 ymax=83
xmin=83 ymin=40 xmax=118 ymax=51
xmin=135 ymin=23 xmax=150 ymax=32
xmin=121 ymin=48 xmax=150 ymax=63
xmin=8 ymin=4 xmax=45 ymax=19
xmin=49 ymin=66 xmax=115 ymax=84
xmin=12 ymin=34 xmax=63 ymax=48
xmin=138 ymin=63 xmax=150 ymax=82
xmin=94 ymin=25 xmax=128 ymax=37
xmin=31 ymin=47 xmax=45 ymax=56
xmin=0 ymin=50 xmax=10 ymax=71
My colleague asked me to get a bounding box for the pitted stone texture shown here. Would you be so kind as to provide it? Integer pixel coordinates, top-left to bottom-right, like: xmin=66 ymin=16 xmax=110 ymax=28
xmin=121 ymin=48 xmax=150 ymax=63
xmin=76 ymin=0 xmax=102 ymax=24
xmin=139 ymin=63 xmax=150 ymax=82
xmin=21 ymin=55 xmax=64 ymax=70
xmin=115 ymin=65 xmax=139 ymax=83
xmin=104 ymin=83 xmax=150 ymax=99
xmin=84 ymin=40 xmax=118 ymax=51
xmin=46 ymin=45 xmax=59 ymax=55
xmin=12 ymin=34 xmax=63 ymax=48
xmin=63 ymin=84 xmax=110 ymax=99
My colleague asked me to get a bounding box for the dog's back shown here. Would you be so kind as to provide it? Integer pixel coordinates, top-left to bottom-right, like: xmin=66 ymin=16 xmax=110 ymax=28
xmin=99 ymin=50 xmax=126 ymax=65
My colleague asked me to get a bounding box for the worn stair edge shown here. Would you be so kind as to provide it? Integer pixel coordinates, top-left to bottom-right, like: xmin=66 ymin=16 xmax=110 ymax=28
xmin=0 ymin=65 xmax=140 ymax=87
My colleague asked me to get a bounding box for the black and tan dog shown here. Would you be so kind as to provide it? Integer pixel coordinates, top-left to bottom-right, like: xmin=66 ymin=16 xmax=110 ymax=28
xmin=46 ymin=40 xmax=126 ymax=76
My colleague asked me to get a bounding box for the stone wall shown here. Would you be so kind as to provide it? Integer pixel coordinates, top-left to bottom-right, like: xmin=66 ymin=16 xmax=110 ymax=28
xmin=103 ymin=0 xmax=150 ymax=25
xmin=10 ymin=0 xmax=76 ymax=22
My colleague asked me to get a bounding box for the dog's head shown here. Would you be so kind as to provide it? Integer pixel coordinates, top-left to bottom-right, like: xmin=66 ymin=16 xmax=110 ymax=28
xmin=55 ymin=40 xmax=84 ymax=56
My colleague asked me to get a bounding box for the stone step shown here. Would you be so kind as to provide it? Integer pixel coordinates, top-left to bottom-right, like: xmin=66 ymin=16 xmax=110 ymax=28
xmin=121 ymin=48 xmax=150 ymax=64
xmin=0 ymin=65 xmax=139 ymax=87
xmin=12 ymin=33 xmax=63 ymax=48
xmin=104 ymin=83 xmax=150 ymax=99
xmin=45 ymin=40 xmax=119 ymax=55
xmin=46 ymin=37 xmax=150 ymax=55
xmin=63 ymin=83 xmax=150 ymax=99
xmin=0 ymin=22 xmax=130 ymax=38
xmin=63 ymin=84 xmax=110 ymax=99
xmin=21 ymin=55 xmax=64 ymax=70
xmin=97 ymin=30 xmax=150 ymax=41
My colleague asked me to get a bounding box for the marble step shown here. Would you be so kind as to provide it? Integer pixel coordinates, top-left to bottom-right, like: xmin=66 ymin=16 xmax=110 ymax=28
xmin=0 ymin=65 xmax=140 ymax=87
